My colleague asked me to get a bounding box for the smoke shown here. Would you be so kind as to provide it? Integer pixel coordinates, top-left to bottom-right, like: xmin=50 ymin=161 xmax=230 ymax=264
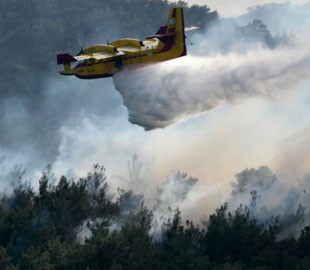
xmin=151 ymin=172 xmax=198 ymax=239
xmin=107 ymin=155 xmax=201 ymax=239
xmin=78 ymin=160 xmax=310 ymax=241
xmin=229 ymin=166 xmax=310 ymax=238
xmin=0 ymin=0 xmax=126 ymax=185
xmin=114 ymin=35 xmax=309 ymax=130
xmin=113 ymin=3 xmax=310 ymax=130
xmin=271 ymin=126 xmax=310 ymax=182
xmin=231 ymin=166 xmax=276 ymax=196
xmin=76 ymin=219 xmax=93 ymax=244
xmin=1 ymin=2 xmax=310 ymax=240
xmin=109 ymin=155 xmax=310 ymax=239
xmin=237 ymin=2 xmax=310 ymax=34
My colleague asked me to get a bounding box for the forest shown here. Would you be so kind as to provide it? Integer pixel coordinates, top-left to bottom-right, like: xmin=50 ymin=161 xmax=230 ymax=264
xmin=0 ymin=165 xmax=309 ymax=269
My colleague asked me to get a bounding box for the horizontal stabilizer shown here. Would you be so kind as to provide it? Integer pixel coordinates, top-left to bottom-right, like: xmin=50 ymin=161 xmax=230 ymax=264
xmin=57 ymin=53 xmax=77 ymax=65
xmin=185 ymin=26 xmax=200 ymax=32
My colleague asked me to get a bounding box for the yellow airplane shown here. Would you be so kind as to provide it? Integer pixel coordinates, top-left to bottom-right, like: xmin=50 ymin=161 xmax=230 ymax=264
xmin=57 ymin=7 xmax=187 ymax=79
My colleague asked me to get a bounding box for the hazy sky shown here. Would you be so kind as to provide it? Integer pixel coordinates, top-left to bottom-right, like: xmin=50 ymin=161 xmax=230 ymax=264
xmin=180 ymin=0 xmax=310 ymax=16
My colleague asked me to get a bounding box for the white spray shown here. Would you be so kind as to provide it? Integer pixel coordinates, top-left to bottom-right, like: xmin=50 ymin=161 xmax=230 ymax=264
xmin=114 ymin=37 xmax=310 ymax=130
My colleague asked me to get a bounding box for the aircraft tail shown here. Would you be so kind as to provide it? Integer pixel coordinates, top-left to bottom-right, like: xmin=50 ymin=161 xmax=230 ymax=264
xmin=57 ymin=53 xmax=77 ymax=75
xmin=154 ymin=8 xmax=187 ymax=57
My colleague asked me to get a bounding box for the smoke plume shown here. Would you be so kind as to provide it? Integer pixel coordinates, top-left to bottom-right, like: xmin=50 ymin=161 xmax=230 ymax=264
xmin=229 ymin=166 xmax=310 ymax=238
xmin=151 ymin=172 xmax=198 ymax=239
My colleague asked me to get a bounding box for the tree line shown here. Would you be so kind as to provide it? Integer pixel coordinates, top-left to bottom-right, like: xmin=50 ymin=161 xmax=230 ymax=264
xmin=0 ymin=165 xmax=309 ymax=270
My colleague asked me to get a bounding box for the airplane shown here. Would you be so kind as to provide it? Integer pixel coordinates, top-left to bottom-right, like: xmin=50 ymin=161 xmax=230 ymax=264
xmin=57 ymin=7 xmax=187 ymax=79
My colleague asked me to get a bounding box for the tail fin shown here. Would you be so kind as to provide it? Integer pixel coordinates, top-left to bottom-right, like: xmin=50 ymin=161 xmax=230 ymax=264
xmin=155 ymin=8 xmax=187 ymax=56
xmin=57 ymin=53 xmax=77 ymax=65
xmin=57 ymin=53 xmax=77 ymax=74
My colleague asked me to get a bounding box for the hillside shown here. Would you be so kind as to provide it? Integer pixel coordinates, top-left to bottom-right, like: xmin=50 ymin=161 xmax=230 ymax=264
xmin=0 ymin=166 xmax=309 ymax=269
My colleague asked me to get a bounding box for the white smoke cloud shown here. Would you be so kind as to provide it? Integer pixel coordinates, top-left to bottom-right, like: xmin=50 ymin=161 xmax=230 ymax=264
xmin=271 ymin=126 xmax=310 ymax=182
xmin=229 ymin=166 xmax=310 ymax=238
xmin=114 ymin=36 xmax=310 ymax=130
xmin=180 ymin=0 xmax=310 ymax=18
xmin=105 ymin=157 xmax=310 ymax=239
xmin=237 ymin=2 xmax=310 ymax=34
xmin=150 ymin=172 xmax=198 ymax=239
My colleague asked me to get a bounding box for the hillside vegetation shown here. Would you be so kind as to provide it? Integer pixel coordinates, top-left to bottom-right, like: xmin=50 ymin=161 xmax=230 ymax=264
xmin=0 ymin=165 xmax=309 ymax=269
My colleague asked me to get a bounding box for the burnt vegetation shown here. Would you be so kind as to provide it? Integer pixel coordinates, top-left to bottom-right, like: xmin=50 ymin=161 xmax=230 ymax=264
xmin=0 ymin=165 xmax=308 ymax=270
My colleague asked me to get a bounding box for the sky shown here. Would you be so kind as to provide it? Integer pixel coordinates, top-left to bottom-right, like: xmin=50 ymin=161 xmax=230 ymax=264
xmin=181 ymin=0 xmax=310 ymax=16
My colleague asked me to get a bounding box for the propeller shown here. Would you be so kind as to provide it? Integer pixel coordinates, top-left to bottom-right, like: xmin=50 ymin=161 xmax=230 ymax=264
xmin=77 ymin=47 xmax=84 ymax=56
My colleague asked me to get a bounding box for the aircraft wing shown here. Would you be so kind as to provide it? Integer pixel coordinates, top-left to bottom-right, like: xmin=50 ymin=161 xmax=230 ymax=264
xmin=91 ymin=51 xmax=125 ymax=60
xmin=57 ymin=51 xmax=125 ymax=65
